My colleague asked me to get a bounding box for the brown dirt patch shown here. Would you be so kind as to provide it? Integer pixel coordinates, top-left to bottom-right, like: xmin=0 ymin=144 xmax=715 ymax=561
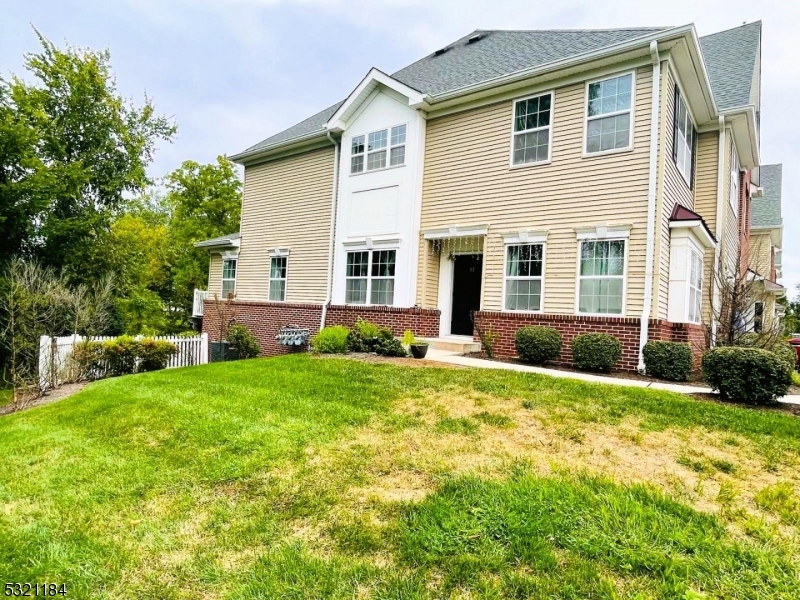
xmin=0 ymin=382 xmax=89 ymax=417
xmin=314 ymin=352 xmax=462 ymax=369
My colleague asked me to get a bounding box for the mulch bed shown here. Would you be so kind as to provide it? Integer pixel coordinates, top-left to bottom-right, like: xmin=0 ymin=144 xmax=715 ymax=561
xmin=314 ymin=352 xmax=462 ymax=368
xmin=0 ymin=382 xmax=89 ymax=417
xmin=689 ymin=392 xmax=800 ymax=416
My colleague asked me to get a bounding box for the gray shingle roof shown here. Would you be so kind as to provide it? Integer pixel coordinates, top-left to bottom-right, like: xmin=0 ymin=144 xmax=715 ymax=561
xmin=699 ymin=22 xmax=761 ymax=111
xmin=752 ymin=164 xmax=782 ymax=229
xmin=233 ymin=27 xmax=667 ymax=158
xmin=194 ymin=231 xmax=241 ymax=248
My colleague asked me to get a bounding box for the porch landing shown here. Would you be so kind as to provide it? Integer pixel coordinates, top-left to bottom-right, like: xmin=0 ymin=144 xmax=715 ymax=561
xmin=419 ymin=335 xmax=482 ymax=354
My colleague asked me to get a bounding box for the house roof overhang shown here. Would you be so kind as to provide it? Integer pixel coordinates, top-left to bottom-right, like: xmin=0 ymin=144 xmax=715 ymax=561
xmin=669 ymin=204 xmax=717 ymax=248
xmin=194 ymin=232 xmax=241 ymax=250
xmin=751 ymin=225 xmax=782 ymax=249
xmin=720 ymin=105 xmax=760 ymax=169
xmin=325 ymin=68 xmax=430 ymax=132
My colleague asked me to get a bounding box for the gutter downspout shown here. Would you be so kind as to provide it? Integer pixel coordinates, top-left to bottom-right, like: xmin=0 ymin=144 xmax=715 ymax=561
xmin=711 ymin=116 xmax=726 ymax=346
xmin=638 ymin=41 xmax=661 ymax=372
xmin=320 ymin=131 xmax=340 ymax=332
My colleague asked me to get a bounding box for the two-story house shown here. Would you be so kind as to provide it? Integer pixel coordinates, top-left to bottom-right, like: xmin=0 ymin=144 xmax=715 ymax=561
xmin=197 ymin=21 xmax=773 ymax=371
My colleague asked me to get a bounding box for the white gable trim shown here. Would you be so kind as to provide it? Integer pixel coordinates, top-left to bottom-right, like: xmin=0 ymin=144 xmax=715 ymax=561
xmin=326 ymin=68 xmax=429 ymax=131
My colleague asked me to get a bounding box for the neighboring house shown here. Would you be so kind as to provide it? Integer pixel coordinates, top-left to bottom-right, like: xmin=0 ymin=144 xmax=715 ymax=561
xmin=746 ymin=164 xmax=785 ymax=332
xmin=197 ymin=21 xmax=776 ymax=370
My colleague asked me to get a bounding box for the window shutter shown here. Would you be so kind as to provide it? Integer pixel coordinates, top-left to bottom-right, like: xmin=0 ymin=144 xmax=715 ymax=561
xmin=690 ymin=126 xmax=698 ymax=189
xmin=672 ymin=84 xmax=680 ymax=163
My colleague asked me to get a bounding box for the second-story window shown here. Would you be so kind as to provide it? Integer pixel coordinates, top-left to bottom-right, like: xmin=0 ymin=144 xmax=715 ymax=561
xmin=350 ymin=125 xmax=406 ymax=174
xmin=586 ymin=72 xmax=633 ymax=154
xmin=511 ymin=93 xmax=552 ymax=165
xmin=730 ymin=147 xmax=740 ymax=216
xmin=673 ymin=88 xmax=696 ymax=186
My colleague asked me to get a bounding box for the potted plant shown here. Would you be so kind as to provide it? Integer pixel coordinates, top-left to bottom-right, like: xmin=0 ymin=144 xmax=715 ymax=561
xmin=403 ymin=330 xmax=429 ymax=359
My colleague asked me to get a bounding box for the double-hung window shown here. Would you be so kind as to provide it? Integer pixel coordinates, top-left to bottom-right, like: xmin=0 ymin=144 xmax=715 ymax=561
xmin=511 ymin=93 xmax=552 ymax=165
xmin=221 ymin=258 xmax=237 ymax=299
xmin=688 ymin=250 xmax=702 ymax=323
xmin=350 ymin=125 xmax=406 ymax=174
xmin=345 ymin=249 xmax=396 ymax=305
xmin=505 ymin=244 xmax=544 ymax=310
xmin=730 ymin=148 xmax=740 ymax=215
xmin=269 ymin=256 xmax=287 ymax=302
xmin=673 ymin=87 xmax=696 ymax=186
xmin=578 ymin=240 xmax=625 ymax=314
xmin=586 ymin=73 xmax=633 ymax=153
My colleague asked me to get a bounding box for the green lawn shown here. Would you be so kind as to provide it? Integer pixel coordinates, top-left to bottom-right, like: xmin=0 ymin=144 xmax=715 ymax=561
xmin=1 ymin=355 xmax=799 ymax=599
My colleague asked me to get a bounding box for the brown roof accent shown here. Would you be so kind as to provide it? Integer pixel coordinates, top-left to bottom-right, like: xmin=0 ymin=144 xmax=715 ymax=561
xmin=669 ymin=204 xmax=717 ymax=243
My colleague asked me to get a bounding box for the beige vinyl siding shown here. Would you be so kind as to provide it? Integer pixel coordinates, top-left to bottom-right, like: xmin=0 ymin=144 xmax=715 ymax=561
xmin=655 ymin=66 xmax=696 ymax=319
xmin=417 ymin=237 xmax=440 ymax=308
xmin=236 ymin=146 xmax=335 ymax=303
xmin=693 ymin=131 xmax=719 ymax=325
xmin=208 ymin=254 xmax=223 ymax=298
xmin=419 ymin=66 xmax=654 ymax=315
xmin=748 ymin=232 xmax=773 ymax=278
xmin=720 ymin=134 xmax=739 ymax=277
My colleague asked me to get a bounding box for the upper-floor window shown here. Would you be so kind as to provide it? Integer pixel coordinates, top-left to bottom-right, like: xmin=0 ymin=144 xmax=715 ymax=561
xmin=345 ymin=249 xmax=396 ymax=305
xmin=505 ymin=243 xmax=544 ymax=310
xmin=511 ymin=93 xmax=552 ymax=165
xmin=730 ymin=146 xmax=740 ymax=215
xmin=269 ymin=256 xmax=287 ymax=302
xmin=350 ymin=125 xmax=406 ymax=174
xmin=688 ymin=250 xmax=702 ymax=324
xmin=578 ymin=239 xmax=625 ymax=314
xmin=673 ymin=87 xmax=696 ymax=186
xmin=585 ymin=72 xmax=633 ymax=154
xmin=221 ymin=258 xmax=237 ymax=299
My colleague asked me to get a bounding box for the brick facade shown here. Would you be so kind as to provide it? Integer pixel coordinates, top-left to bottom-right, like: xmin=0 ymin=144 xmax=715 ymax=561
xmin=473 ymin=311 xmax=708 ymax=371
xmin=202 ymin=300 xmax=440 ymax=358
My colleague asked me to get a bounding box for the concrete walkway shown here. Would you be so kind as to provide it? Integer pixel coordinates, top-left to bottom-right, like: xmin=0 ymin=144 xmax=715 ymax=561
xmin=424 ymin=348 xmax=800 ymax=405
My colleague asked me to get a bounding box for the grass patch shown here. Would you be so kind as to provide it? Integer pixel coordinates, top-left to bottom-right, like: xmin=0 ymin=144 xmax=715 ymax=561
xmin=1 ymin=354 xmax=800 ymax=598
xmin=398 ymin=470 xmax=798 ymax=599
xmin=755 ymin=482 xmax=800 ymax=527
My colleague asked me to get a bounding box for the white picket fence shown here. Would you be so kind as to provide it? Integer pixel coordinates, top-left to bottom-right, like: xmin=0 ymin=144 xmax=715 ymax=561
xmin=38 ymin=333 xmax=208 ymax=389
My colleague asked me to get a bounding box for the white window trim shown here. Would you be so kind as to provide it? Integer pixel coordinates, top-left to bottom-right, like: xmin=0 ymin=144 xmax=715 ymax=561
xmin=729 ymin=137 xmax=740 ymax=215
xmin=508 ymin=90 xmax=555 ymax=169
xmin=269 ymin=255 xmax=288 ymax=303
xmin=344 ymin=247 xmax=398 ymax=306
xmin=687 ymin=247 xmax=703 ymax=324
xmin=502 ymin=242 xmax=546 ymax=313
xmin=221 ymin=258 xmax=237 ymax=299
xmin=574 ymin=237 xmax=629 ymax=317
xmin=582 ymin=69 xmax=636 ymax=157
xmin=349 ymin=123 xmax=408 ymax=176
xmin=674 ymin=89 xmax=696 ymax=186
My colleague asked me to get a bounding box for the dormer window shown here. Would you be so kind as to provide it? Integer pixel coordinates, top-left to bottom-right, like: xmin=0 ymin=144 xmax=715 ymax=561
xmin=350 ymin=125 xmax=406 ymax=174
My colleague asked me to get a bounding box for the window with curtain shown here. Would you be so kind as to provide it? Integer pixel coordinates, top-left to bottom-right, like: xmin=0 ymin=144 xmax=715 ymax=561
xmin=578 ymin=240 xmax=625 ymax=314
xmin=505 ymin=244 xmax=544 ymax=310
xmin=269 ymin=256 xmax=287 ymax=302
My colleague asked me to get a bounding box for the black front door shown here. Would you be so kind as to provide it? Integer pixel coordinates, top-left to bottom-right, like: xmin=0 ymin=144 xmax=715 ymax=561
xmin=450 ymin=254 xmax=483 ymax=336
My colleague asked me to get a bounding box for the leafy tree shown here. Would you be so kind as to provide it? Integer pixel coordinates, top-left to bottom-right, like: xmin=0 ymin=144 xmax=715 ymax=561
xmin=0 ymin=31 xmax=176 ymax=284
xmin=165 ymin=156 xmax=241 ymax=318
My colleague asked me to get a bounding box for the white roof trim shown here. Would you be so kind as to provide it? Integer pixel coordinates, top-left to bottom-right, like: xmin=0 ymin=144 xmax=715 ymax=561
xmin=669 ymin=219 xmax=716 ymax=249
xmin=423 ymin=225 xmax=488 ymax=240
xmin=194 ymin=236 xmax=241 ymax=249
xmin=268 ymin=247 xmax=290 ymax=257
xmin=502 ymin=229 xmax=549 ymax=244
xmin=326 ymin=68 xmax=429 ymax=131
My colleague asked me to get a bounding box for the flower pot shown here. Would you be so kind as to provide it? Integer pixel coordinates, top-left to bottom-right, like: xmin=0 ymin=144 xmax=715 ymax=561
xmin=410 ymin=344 xmax=429 ymax=359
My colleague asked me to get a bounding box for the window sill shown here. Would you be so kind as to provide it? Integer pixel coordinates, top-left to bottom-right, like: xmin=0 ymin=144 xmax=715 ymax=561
xmin=581 ymin=146 xmax=634 ymax=159
xmin=349 ymin=163 xmax=406 ymax=177
xmin=503 ymin=309 xmax=543 ymax=314
xmin=575 ymin=311 xmax=625 ymax=318
xmin=508 ymin=160 xmax=551 ymax=171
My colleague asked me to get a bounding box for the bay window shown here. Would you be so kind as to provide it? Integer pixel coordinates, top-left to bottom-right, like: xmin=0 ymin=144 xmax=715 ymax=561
xmin=505 ymin=244 xmax=544 ymax=311
xmin=586 ymin=73 xmax=633 ymax=153
xmin=688 ymin=250 xmax=702 ymax=323
xmin=578 ymin=240 xmax=625 ymax=314
xmin=345 ymin=249 xmax=396 ymax=305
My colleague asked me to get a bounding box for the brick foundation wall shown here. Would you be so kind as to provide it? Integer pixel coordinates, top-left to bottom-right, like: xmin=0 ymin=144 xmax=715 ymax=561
xmin=473 ymin=311 xmax=709 ymax=372
xmin=202 ymin=300 xmax=441 ymax=358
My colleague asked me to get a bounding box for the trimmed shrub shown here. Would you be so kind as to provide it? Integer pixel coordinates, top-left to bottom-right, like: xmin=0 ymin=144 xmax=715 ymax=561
xmin=515 ymin=326 xmax=562 ymax=365
xmin=571 ymin=333 xmax=622 ymax=372
xmin=312 ymin=326 xmax=350 ymax=354
xmin=103 ymin=335 xmax=140 ymax=376
xmin=347 ymin=319 xmax=407 ymax=357
xmin=734 ymin=333 xmax=797 ymax=373
xmin=138 ymin=339 xmax=178 ymax=372
xmin=372 ymin=328 xmax=408 ymax=357
xmin=227 ymin=325 xmax=261 ymax=359
xmin=702 ymin=346 xmax=792 ymax=405
xmin=643 ymin=341 xmax=693 ymax=381
xmin=773 ymin=342 xmax=797 ymax=373
xmin=71 ymin=340 xmax=105 ymax=381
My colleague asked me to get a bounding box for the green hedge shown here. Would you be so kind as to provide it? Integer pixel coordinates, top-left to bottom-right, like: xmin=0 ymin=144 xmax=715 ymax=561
xmin=226 ymin=325 xmax=261 ymax=359
xmin=734 ymin=333 xmax=797 ymax=373
xmin=346 ymin=318 xmax=407 ymax=357
xmin=311 ymin=326 xmax=350 ymax=354
xmin=72 ymin=336 xmax=177 ymax=379
xmin=702 ymin=346 xmax=792 ymax=405
xmin=514 ymin=326 xmax=562 ymax=365
xmin=571 ymin=333 xmax=622 ymax=372
xmin=643 ymin=341 xmax=693 ymax=381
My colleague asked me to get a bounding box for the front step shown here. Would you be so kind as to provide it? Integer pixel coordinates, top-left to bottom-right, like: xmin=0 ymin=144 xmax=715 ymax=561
xmin=419 ymin=336 xmax=482 ymax=354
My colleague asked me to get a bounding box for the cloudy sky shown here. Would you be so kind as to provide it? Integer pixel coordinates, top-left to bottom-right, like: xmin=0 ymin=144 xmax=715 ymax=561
xmin=2 ymin=0 xmax=796 ymax=294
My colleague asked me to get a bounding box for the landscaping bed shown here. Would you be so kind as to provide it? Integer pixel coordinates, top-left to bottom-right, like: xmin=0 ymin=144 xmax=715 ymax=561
xmin=1 ymin=355 xmax=799 ymax=598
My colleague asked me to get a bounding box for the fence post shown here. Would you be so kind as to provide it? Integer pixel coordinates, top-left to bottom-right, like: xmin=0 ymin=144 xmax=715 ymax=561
xmin=38 ymin=335 xmax=51 ymax=390
xmin=200 ymin=332 xmax=209 ymax=365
